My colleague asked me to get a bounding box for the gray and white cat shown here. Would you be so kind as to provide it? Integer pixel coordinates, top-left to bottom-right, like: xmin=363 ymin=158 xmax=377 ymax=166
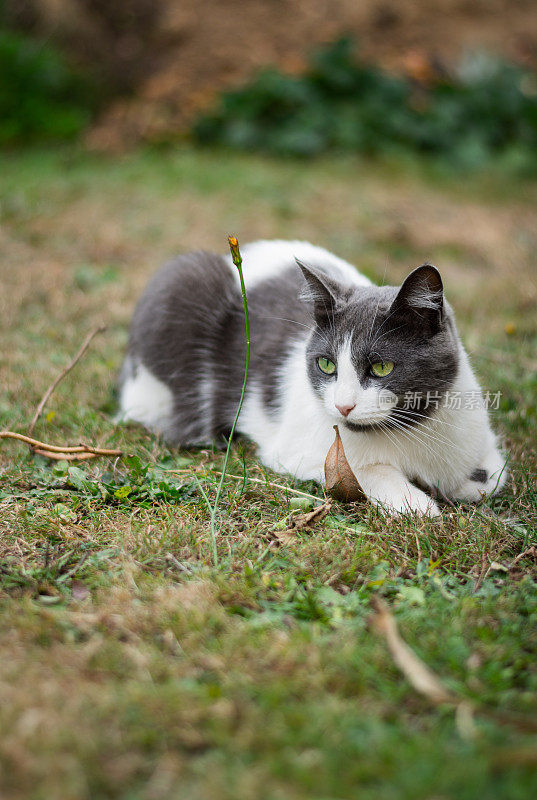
xmin=119 ymin=240 xmax=507 ymax=515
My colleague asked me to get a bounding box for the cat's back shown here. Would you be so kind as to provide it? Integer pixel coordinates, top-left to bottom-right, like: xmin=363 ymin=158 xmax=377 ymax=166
xmin=120 ymin=250 xmax=242 ymax=442
xmin=127 ymin=241 xmax=369 ymax=356
xmin=119 ymin=240 xmax=370 ymax=444
xmin=226 ymin=239 xmax=372 ymax=291
xmin=130 ymin=249 xmax=237 ymax=348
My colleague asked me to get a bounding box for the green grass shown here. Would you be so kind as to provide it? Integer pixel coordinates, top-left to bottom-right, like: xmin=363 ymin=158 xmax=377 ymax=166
xmin=1 ymin=145 xmax=536 ymax=799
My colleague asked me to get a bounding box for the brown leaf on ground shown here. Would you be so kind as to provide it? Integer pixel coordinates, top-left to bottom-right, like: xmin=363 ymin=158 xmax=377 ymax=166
xmin=324 ymin=425 xmax=366 ymax=503
xmin=274 ymin=501 xmax=332 ymax=545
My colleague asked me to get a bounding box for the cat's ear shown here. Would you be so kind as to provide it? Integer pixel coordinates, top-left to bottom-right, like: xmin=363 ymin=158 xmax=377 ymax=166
xmin=390 ymin=264 xmax=444 ymax=333
xmin=296 ymin=260 xmax=345 ymax=322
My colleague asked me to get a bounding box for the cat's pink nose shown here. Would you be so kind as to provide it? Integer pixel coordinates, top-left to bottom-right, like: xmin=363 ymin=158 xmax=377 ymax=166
xmin=336 ymin=403 xmax=355 ymax=418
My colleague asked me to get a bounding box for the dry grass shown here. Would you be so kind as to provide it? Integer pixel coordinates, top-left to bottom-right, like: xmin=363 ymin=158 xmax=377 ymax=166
xmin=0 ymin=145 xmax=536 ymax=799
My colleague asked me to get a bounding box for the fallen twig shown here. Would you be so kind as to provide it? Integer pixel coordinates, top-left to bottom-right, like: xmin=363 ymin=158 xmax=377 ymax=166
xmin=0 ymin=324 xmax=119 ymax=462
xmin=0 ymin=431 xmax=122 ymax=461
xmin=28 ymin=325 xmax=106 ymax=436
xmin=371 ymin=596 xmax=537 ymax=737
xmin=371 ymin=596 xmax=454 ymax=704
xmin=509 ymin=546 xmax=537 ymax=569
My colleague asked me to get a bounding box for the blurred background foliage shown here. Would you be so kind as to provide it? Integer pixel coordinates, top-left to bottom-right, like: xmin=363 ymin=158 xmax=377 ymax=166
xmin=194 ymin=38 xmax=537 ymax=169
xmin=1 ymin=0 xmax=537 ymax=169
xmin=0 ymin=28 xmax=99 ymax=144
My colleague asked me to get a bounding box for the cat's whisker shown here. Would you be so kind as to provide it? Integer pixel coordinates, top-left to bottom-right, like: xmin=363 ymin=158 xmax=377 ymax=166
xmin=396 ymin=408 xmax=465 ymax=433
xmin=387 ymin=411 xmax=454 ymax=453
xmin=396 ymin=423 xmax=455 ymax=452
xmin=377 ymin=420 xmax=411 ymax=463
xmin=366 ymin=260 xmax=391 ymax=344
xmin=366 ymin=294 xmax=383 ymax=344
xmin=258 ymin=316 xmax=315 ymax=332
xmin=396 ymin=412 xmax=464 ymax=437
xmin=383 ymin=419 xmax=452 ymax=479
xmin=257 ymin=315 xmax=334 ymax=349
xmin=389 ymin=428 xmax=451 ymax=470
xmin=368 ymin=304 xmax=402 ymax=350
xmin=387 ymin=417 xmax=454 ymax=464
xmin=390 ymin=410 xmax=457 ymax=446
xmin=368 ymin=323 xmax=407 ymax=348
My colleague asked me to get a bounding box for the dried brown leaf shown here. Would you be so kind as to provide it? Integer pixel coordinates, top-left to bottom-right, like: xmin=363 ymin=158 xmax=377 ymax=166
xmin=274 ymin=501 xmax=332 ymax=545
xmin=291 ymin=502 xmax=333 ymax=531
xmin=273 ymin=530 xmax=300 ymax=546
xmin=324 ymin=425 xmax=366 ymax=503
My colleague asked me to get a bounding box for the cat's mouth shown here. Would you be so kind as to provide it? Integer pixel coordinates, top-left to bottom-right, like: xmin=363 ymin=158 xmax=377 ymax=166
xmin=343 ymin=419 xmax=388 ymax=432
xmin=344 ymin=404 xmax=439 ymax=432
xmin=342 ymin=411 xmax=394 ymax=432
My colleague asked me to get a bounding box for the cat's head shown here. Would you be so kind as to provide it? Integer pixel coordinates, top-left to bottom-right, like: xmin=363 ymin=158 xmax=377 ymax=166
xmin=298 ymin=260 xmax=460 ymax=431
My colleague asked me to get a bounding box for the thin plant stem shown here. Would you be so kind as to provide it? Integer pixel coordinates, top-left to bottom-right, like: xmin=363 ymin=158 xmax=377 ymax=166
xmin=210 ymin=472 xmax=326 ymax=503
xmin=162 ymin=468 xmax=326 ymax=503
xmin=208 ymin=236 xmax=251 ymax=564
xmin=28 ymin=324 xmax=106 ymax=436
xmin=193 ymin=475 xmax=216 ymax=518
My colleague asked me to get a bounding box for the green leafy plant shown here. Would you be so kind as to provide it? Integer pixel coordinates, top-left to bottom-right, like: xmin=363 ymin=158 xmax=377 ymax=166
xmin=194 ymin=37 xmax=537 ymax=169
xmin=0 ymin=29 xmax=98 ymax=144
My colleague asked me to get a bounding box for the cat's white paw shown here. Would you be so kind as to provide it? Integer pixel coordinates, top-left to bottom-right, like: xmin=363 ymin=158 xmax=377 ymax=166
xmin=354 ymin=464 xmax=441 ymax=518
xmin=375 ymin=486 xmax=440 ymax=518
xmin=452 ymin=447 xmax=508 ymax=502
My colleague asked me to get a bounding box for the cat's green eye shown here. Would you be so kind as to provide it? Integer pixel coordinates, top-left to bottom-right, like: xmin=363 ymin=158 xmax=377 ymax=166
xmin=371 ymin=360 xmax=394 ymax=378
xmin=317 ymin=357 xmax=336 ymax=375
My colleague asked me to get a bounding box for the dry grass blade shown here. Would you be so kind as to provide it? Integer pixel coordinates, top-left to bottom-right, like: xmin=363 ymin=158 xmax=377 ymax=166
xmin=208 ymin=470 xmax=325 ymax=503
xmin=28 ymin=324 xmax=107 ymax=436
xmin=371 ymin=596 xmax=455 ymax=704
